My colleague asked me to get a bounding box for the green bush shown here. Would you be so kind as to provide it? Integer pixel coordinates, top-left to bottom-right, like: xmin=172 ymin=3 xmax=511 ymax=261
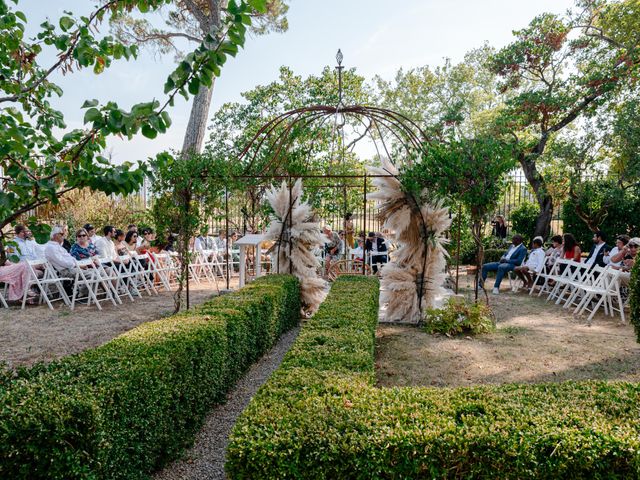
xmin=227 ymin=276 xmax=640 ymax=479
xmin=424 ymin=297 xmax=495 ymax=335
xmin=0 ymin=275 xmax=300 ymax=480
xmin=482 ymin=247 xmax=504 ymax=263
xmin=510 ymin=201 xmax=540 ymax=244
xmin=630 ymin=261 xmax=640 ymax=343
xmin=561 ymin=180 xmax=640 ymax=248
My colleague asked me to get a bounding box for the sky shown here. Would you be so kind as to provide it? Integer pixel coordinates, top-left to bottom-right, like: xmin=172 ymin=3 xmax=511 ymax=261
xmin=18 ymin=0 xmax=576 ymax=164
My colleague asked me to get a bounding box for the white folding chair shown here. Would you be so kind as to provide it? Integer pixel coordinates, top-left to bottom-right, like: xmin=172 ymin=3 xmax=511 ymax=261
xmin=574 ymin=267 xmax=626 ymax=323
xmin=545 ymin=259 xmax=577 ymax=303
xmin=529 ymin=257 xmax=554 ymax=296
xmin=97 ymin=258 xmax=133 ymax=304
xmin=22 ymin=259 xmax=71 ymax=310
xmin=508 ymin=256 xmax=527 ymax=292
xmin=188 ymin=250 xmax=205 ymax=285
xmin=554 ymin=261 xmax=590 ymax=306
xmin=71 ymin=259 xmax=117 ymax=310
xmin=131 ymin=253 xmax=159 ymax=295
xmin=151 ymin=253 xmax=178 ymax=291
xmin=114 ymin=255 xmax=143 ymax=299
xmin=562 ymin=263 xmax=597 ymax=309
xmin=0 ymin=284 xmax=8 ymax=309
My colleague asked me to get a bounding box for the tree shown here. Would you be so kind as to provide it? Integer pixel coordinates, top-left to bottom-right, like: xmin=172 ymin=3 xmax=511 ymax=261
xmin=150 ymin=151 xmax=235 ymax=312
xmin=402 ymin=137 xmax=516 ymax=301
xmin=489 ymin=0 xmax=640 ymax=238
xmin=110 ymin=0 xmax=289 ymax=154
xmin=375 ymin=45 xmax=502 ymax=141
xmin=0 ymin=0 xmax=267 ymax=260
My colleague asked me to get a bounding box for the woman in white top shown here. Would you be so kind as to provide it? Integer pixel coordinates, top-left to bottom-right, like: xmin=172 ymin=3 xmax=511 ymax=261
xmin=603 ymin=234 xmax=630 ymax=268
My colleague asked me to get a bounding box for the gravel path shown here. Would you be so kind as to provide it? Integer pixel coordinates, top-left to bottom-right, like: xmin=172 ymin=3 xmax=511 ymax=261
xmin=154 ymin=326 xmax=300 ymax=480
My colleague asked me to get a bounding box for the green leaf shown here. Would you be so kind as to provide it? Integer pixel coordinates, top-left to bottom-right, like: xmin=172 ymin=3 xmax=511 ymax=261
xmin=83 ymin=108 xmax=102 ymax=124
xmin=141 ymin=124 xmax=158 ymax=139
xmin=81 ymin=99 xmax=99 ymax=108
xmin=59 ymin=16 xmax=74 ymax=32
xmin=188 ymin=77 xmax=200 ymax=95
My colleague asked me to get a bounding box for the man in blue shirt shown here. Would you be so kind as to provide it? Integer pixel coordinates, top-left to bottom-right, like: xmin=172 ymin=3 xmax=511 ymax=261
xmin=480 ymin=234 xmax=527 ymax=295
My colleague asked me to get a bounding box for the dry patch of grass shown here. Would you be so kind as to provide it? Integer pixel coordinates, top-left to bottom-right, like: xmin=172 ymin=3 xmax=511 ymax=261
xmin=376 ymin=284 xmax=640 ymax=387
xmin=0 ymin=280 xmax=237 ymax=369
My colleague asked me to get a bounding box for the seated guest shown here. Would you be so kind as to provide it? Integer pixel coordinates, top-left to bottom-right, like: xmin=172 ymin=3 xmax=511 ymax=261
xmin=128 ymin=224 xmax=143 ymax=248
xmin=70 ymin=228 xmax=98 ymax=260
xmin=57 ymin=224 xmax=72 ymax=252
xmin=137 ymin=227 xmax=155 ymax=253
xmin=338 ymin=230 xmax=347 ymax=255
xmin=125 ymin=230 xmax=139 ymax=252
xmin=0 ymin=260 xmax=31 ymax=303
xmin=94 ymin=225 xmax=125 ymax=265
xmin=351 ymin=235 xmax=366 ymax=262
xmin=163 ymin=233 xmax=177 ymax=253
xmin=611 ymin=237 xmax=638 ymax=287
xmin=604 ymin=235 xmax=630 ymax=268
xmin=365 ymin=231 xmax=388 ymax=274
xmin=562 ymin=233 xmax=581 ymax=262
xmin=215 ymin=230 xmax=227 ymax=252
xmin=585 ymin=231 xmax=610 ymax=268
xmin=480 ymin=234 xmax=527 ymax=295
xmin=323 ymin=226 xmax=342 ymax=275
xmin=83 ymin=224 xmax=98 ymax=244
xmin=45 ymin=226 xmax=79 ymax=278
xmin=114 ymin=229 xmax=129 ymax=256
xmin=515 ymin=237 xmax=545 ymax=288
xmin=8 ymin=224 xmax=44 ymax=262
xmin=545 ymin=235 xmax=564 ymax=268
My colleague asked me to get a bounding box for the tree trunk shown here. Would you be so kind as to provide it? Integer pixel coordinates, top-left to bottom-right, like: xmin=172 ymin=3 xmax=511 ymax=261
xmin=181 ymin=81 xmax=215 ymax=154
xmin=519 ymin=154 xmax=553 ymax=239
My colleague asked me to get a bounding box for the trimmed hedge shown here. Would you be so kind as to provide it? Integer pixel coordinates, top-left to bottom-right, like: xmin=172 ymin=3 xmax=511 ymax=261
xmin=0 ymin=274 xmax=300 ymax=480
xmin=227 ymin=276 xmax=640 ymax=479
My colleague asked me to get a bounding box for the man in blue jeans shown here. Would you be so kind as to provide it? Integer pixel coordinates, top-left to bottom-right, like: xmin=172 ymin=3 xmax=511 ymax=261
xmin=480 ymin=234 xmax=527 ymax=295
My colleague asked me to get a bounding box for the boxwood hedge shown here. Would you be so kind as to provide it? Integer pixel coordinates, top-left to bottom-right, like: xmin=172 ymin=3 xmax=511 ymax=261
xmin=0 ymin=274 xmax=300 ymax=480
xmin=227 ymin=275 xmax=640 ymax=479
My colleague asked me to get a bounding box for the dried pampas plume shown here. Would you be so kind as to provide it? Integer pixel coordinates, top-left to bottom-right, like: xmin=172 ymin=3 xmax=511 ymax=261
xmin=368 ymin=158 xmax=451 ymax=323
xmin=265 ymin=179 xmax=327 ymax=314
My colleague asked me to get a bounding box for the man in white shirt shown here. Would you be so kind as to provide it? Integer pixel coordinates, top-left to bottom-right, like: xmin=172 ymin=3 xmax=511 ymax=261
xmin=514 ymin=237 xmax=546 ymax=288
xmin=44 ymin=226 xmax=78 ymax=278
xmin=94 ymin=225 xmax=126 ymax=265
xmin=9 ymin=224 xmax=45 ymax=262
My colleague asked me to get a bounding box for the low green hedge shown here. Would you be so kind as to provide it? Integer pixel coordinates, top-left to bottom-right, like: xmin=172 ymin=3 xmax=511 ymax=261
xmin=227 ymin=276 xmax=640 ymax=479
xmin=0 ymin=274 xmax=300 ymax=480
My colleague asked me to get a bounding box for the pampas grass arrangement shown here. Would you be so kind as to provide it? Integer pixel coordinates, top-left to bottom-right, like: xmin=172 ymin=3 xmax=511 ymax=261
xmin=368 ymin=158 xmax=451 ymax=324
xmin=265 ymin=179 xmax=327 ymax=314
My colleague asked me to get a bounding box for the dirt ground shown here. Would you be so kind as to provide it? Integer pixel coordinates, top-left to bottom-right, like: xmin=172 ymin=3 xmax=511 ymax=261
xmin=0 ymin=279 xmax=238 ymax=369
xmin=376 ymin=275 xmax=640 ymax=388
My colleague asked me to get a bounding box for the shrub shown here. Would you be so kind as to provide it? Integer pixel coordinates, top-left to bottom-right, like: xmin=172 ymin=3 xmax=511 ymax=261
xmin=0 ymin=275 xmax=300 ymax=480
xmin=561 ymin=180 xmax=640 ymax=248
xmin=630 ymin=261 xmax=640 ymax=343
xmin=510 ymin=201 xmax=540 ymax=244
xmin=482 ymin=248 xmax=504 ymax=263
xmin=424 ymin=297 xmax=495 ymax=335
xmin=227 ymin=276 xmax=640 ymax=479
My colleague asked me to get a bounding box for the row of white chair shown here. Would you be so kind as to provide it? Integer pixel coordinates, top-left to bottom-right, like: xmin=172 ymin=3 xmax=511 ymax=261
xmin=529 ymin=257 xmax=626 ymax=323
xmin=7 ymin=250 xmax=226 ymax=311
